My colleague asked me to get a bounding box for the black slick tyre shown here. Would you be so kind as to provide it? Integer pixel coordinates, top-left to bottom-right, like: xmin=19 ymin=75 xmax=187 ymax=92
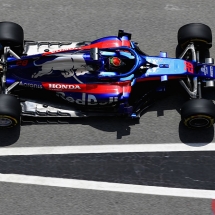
xmin=181 ymin=99 xmax=215 ymax=129
xmin=178 ymin=23 xmax=212 ymax=48
xmin=0 ymin=94 xmax=21 ymax=128
xmin=0 ymin=21 xmax=24 ymax=54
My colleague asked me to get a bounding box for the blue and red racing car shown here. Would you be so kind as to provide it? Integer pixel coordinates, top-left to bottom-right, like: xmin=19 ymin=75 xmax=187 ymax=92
xmin=0 ymin=22 xmax=215 ymax=129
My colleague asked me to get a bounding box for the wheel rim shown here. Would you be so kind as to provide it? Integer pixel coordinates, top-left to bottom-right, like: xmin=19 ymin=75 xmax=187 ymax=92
xmin=188 ymin=116 xmax=211 ymax=128
xmin=0 ymin=117 xmax=12 ymax=127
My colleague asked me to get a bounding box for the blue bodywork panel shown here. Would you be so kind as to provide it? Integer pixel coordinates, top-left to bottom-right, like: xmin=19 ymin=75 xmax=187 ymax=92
xmin=5 ymin=33 xmax=215 ymax=110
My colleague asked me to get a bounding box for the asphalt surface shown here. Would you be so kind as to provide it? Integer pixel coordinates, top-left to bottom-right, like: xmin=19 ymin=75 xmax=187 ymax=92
xmin=0 ymin=0 xmax=215 ymax=214
xmin=1 ymin=152 xmax=215 ymax=190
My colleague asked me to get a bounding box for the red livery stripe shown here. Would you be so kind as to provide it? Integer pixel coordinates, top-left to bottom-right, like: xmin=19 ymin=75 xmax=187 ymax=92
xmin=42 ymin=81 xmax=131 ymax=94
xmin=42 ymin=39 xmax=131 ymax=56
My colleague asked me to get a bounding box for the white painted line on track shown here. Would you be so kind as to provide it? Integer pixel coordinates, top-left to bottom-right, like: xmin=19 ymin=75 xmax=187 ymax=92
xmin=0 ymin=143 xmax=215 ymax=156
xmin=0 ymin=173 xmax=214 ymax=199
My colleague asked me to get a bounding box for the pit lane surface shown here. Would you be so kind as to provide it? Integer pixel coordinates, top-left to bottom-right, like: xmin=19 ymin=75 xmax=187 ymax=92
xmin=0 ymin=0 xmax=215 ymax=214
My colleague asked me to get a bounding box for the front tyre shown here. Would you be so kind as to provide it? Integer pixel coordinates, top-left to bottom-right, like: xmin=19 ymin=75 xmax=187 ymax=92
xmin=181 ymin=99 xmax=215 ymax=129
xmin=176 ymin=23 xmax=212 ymax=61
xmin=178 ymin=23 xmax=212 ymax=48
xmin=0 ymin=94 xmax=21 ymax=128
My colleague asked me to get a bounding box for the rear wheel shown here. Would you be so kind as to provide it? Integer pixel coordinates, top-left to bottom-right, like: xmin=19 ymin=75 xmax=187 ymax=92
xmin=181 ymin=99 xmax=215 ymax=129
xmin=0 ymin=94 xmax=21 ymax=128
xmin=0 ymin=21 xmax=24 ymax=55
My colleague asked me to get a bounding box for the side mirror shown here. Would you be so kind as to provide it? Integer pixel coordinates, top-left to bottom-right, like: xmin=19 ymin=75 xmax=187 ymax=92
xmin=118 ymin=30 xmax=132 ymax=40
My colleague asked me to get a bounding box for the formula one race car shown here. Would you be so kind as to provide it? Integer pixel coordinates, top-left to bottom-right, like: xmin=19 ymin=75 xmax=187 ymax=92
xmin=0 ymin=22 xmax=215 ymax=130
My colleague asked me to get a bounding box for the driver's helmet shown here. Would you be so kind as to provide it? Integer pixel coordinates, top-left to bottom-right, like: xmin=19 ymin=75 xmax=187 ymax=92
xmin=108 ymin=57 xmax=125 ymax=70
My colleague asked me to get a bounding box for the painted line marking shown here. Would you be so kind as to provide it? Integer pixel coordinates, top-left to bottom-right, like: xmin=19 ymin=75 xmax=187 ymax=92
xmin=0 ymin=143 xmax=215 ymax=156
xmin=0 ymin=173 xmax=214 ymax=199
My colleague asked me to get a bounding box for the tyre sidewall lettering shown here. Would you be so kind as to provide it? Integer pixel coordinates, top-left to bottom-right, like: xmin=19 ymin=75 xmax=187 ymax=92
xmin=184 ymin=114 xmax=214 ymax=128
xmin=0 ymin=115 xmax=18 ymax=128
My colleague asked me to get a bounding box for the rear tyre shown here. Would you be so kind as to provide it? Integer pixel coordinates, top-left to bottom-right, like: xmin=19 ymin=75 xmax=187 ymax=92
xmin=0 ymin=21 xmax=24 ymax=55
xmin=181 ymin=99 xmax=215 ymax=129
xmin=0 ymin=94 xmax=21 ymax=128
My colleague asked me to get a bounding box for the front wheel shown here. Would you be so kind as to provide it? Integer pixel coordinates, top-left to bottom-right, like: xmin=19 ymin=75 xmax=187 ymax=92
xmin=181 ymin=99 xmax=215 ymax=129
xmin=0 ymin=94 xmax=21 ymax=128
xmin=178 ymin=23 xmax=212 ymax=48
xmin=176 ymin=23 xmax=212 ymax=62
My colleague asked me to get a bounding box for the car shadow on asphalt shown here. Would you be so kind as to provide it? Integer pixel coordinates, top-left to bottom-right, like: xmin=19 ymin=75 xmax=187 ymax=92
xmin=22 ymin=116 xmax=140 ymax=140
xmin=178 ymin=122 xmax=214 ymax=144
xmin=1 ymin=86 xmax=215 ymax=146
xmin=141 ymin=90 xmax=215 ymax=144
xmin=1 ymin=113 xmax=214 ymax=146
xmin=0 ymin=124 xmax=21 ymax=146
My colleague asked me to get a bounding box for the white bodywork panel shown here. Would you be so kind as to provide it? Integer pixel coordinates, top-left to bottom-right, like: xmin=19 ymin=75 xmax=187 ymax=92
xmin=24 ymin=41 xmax=89 ymax=55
